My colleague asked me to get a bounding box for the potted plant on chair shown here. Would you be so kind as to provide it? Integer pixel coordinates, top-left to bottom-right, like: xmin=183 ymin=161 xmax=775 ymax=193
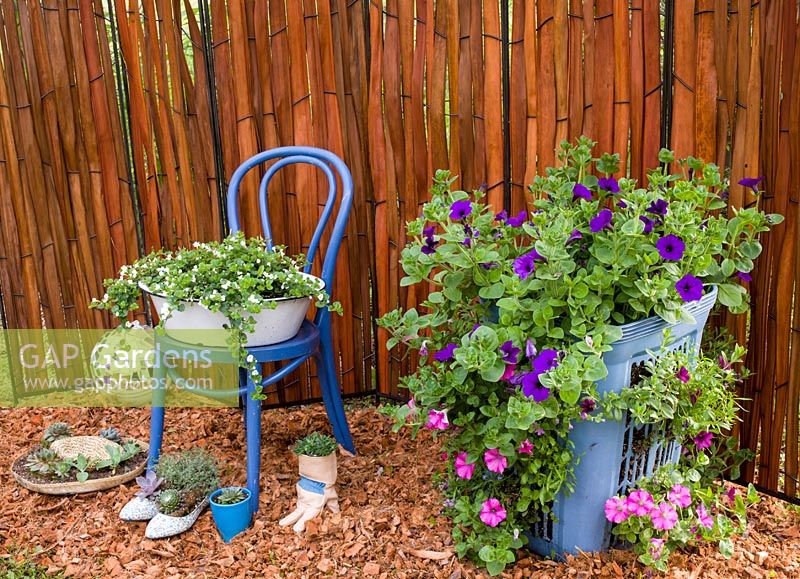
xmin=210 ymin=486 xmax=253 ymax=542
xmin=279 ymin=432 xmax=340 ymax=532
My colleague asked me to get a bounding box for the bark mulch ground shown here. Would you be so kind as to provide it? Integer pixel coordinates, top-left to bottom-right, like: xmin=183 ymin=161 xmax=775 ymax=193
xmin=0 ymin=403 xmax=798 ymax=578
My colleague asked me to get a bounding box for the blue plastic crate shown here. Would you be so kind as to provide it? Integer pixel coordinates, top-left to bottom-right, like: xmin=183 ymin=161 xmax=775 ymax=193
xmin=527 ymin=286 xmax=718 ymax=558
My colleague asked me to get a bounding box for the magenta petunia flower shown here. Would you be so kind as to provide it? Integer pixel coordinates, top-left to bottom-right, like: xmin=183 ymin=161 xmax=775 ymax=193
xmin=521 ymin=372 xmax=550 ymax=402
xmin=649 ymin=538 xmax=665 ymax=560
xmin=725 ymin=487 xmax=737 ymax=503
xmin=719 ymin=355 xmax=733 ymax=371
xmin=738 ymin=176 xmax=765 ymax=193
xmin=656 ymin=234 xmax=686 ymax=261
xmin=518 ymin=439 xmax=533 ymax=454
xmin=513 ymin=252 xmax=536 ymax=280
xmin=580 ymin=398 xmax=596 ymax=419
xmin=434 ymin=343 xmax=458 ymax=362
xmin=425 ymin=409 xmax=449 ymax=430
xmin=573 ymin=183 xmax=592 ymax=201
xmin=567 ymin=228 xmax=583 ymax=244
xmin=697 ymin=503 xmax=713 ymax=529
xmin=668 ymin=484 xmax=692 ymax=508
xmin=501 ymin=363 xmax=516 ymax=381
xmin=506 ymin=210 xmax=528 ymax=227
xmin=598 ymin=177 xmax=620 ymax=193
xmin=532 ymin=349 xmax=560 ymax=374
xmin=500 ymin=340 xmax=521 ymax=364
xmin=676 ymin=274 xmax=704 ymax=302
xmin=441 ymin=451 xmax=448 ymax=461
xmin=640 ymin=215 xmax=655 ymax=234
xmin=454 ymin=452 xmax=476 ymax=479
xmin=693 ymin=431 xmax=714 ymax=450
xmin=479 ymin=498 xmax=507 ymax=527
xmin=604 ymin=496 xmax=629 ymax=524
xmin=449 ymin=199 xmax=472 ymax=220
xmin=647 ymin=199 xmax=669 ymax=216
xmin=426 ymin=409 xmax=449 ymax=430
xmin=626 ymin=489 xmax=655 ymax=516
xmin=676 ymin=366 xmax=691 ymax=383
xmin=484 ymin=448 xmax=508 ymax=474
xmin=737 ymin=271 xmax=752 ymax=282
xmin=650 ymin=502 xmax=679 ymax=530
xmin=589 ymin=209 xmax=613 ymax=233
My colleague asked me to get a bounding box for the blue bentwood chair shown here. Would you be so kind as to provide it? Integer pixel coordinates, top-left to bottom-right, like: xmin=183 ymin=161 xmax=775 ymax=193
xmin=147 ymin=146 xmax=356 ymax=512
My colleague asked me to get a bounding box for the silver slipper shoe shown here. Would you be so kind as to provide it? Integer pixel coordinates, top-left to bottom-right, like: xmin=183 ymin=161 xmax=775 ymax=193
xmin=120 ymin=496 xmax=159 ymax=521
xmin=145 ymin=497 xmax=209 ymax=539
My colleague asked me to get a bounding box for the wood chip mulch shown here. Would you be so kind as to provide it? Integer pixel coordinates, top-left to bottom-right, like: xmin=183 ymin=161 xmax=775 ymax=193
xmin=0 ymin=403 xmax=798 ymax=578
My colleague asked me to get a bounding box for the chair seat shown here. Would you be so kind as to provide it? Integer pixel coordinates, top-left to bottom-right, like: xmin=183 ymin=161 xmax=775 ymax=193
xmin=247 ymin=319 xmax=320 ymax=362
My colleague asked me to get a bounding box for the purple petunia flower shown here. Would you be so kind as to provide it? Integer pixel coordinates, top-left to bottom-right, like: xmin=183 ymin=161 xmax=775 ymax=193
xmin=572 ymin=183 xmax=592 ymax=201
xmin=421 ymin=225 xmax=438 ymax=254
xmin=525 ymin=339 xmax=537 ymax=360
xmin=589 ymin=209 xmax=613 ymax=233
xmin=719 ymin=355 xmax=733 ymax=371
xmin=738 ymin=176 xmax=765 ymax=193
xmin=480 ymin=261 xmax=499 ymax=269
xmin=521 ymin=372 xmax=549 ymax=402
xmin=532 ymin=349 xmax=560 ymax=374
xmin=656 ymin=234 xmax=686 ymax=261
xmin=500 ymin=340 xmax=521 ymax=364
xmin=494 ymin=210 xmax=508 ymax=222
xmin=506 ymin=210 xmax=528 ymax=227
xmin=647 ymin=199 xmax=669 ymax=216
xmin=423 ymin=225 xmax=436 ymax=237
xmin=617 ymin=199 xmax=628 ymax=209
xmin=676 ymin=274 xmax=704 ymax=302
xmin=513 ymin=251 xmax=536 ymax=279
xmin=433 ymin=343 xmax=458 ymax=362
xmin=693 ymin=431 xmax=714 ymax=450
xmin=677 ymin=366 xmax=691 ymax=383
xmin=567 ymin=228 xmax=583 ymax=245
xmin=737 ymin=271 xmax=752 ymax=282
xmin=450 ymin=199 xmax=472 ymax=220
xmin=598 ymin=177 xmax=620 ymax=193
xmin=640 ymin=215 xmax=655 ymax=234
xmin=580 ymin=398 xmax=596 ymax=417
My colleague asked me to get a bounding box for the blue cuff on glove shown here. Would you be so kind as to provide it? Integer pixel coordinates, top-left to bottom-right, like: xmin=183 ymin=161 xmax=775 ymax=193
xmin=298 ymin=476 xmax=326 ymax=495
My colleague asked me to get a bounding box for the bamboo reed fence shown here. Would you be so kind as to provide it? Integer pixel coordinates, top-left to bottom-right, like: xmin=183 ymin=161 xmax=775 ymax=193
xmin=0 ymin=1 xmax=797 ymax=498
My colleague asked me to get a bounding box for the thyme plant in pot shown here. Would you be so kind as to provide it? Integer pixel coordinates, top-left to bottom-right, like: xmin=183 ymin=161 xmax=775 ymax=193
xmin=279 ymin=432 xmax=340 ymax=533
xmin=378 ymin=138 xmax=781 ymax=574
xmin=210 ymin=487 xmax=253 ymax=543
xmin=91 ymin=232 xmax=341 ymax=382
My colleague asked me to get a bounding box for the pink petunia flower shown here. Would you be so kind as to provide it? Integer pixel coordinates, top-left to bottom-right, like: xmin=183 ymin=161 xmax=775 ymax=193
xmin=518 ymin=439 xmax=534 ymax=454
xmin=479 ymin=498 xmax=507 ymax=527
xmin=425 ymin=409 xmax=449 ymax=430
xmin=667 ymin=484 xmax=692 ymax=508
xmin=649 ymin=538 xmax=665 ymax=560
xmin=626 ymin=489 xmax=655 ymax=517
xmin=501 ymin=363 xmax=517 ymax=381
xmin=650 ymin=502 xmax=679 ymax=531
xmin=604 ymin=496 xmax=629 ymax=523
xmin=697 ymin=503 xmax=713 ymax=529
xmin=484 ymin=448 xmax=508 ymax=474
xmin=440 ymin=451 xmax=448 ymax=461
xmin=454 ymin=452 xmax=476 ymax=480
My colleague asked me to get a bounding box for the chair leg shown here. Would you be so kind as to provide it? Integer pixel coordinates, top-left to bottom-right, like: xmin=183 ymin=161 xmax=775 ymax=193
xmin=245 ymin=375 xmax=262 ymax=514
xmin=147 ymin=363 xmax=167 ymax=472
xmin=239 ymin=368 xmax=248 ymax=434
xmin=316 ymin=330 xmax=356 ymax=454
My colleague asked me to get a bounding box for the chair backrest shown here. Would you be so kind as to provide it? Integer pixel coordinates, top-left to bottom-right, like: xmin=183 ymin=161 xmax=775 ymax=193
xmin=226 ymin=146 xmax=353 ymax=294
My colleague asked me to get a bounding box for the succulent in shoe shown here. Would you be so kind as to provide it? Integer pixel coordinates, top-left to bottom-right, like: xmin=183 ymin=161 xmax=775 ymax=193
xmin=158 ymin=489 xmax=182 ymax=514
xmin=42 ymin=422 xmax=72 ymax=448
xmin=135 ymin=470 xmax=164 ymax=499
xmin=99 ymin=427 xmax=124 ymax=444
xmin=214 ymin=487 xmax=247 ymax=505
xmin=25 ymin=448 xmax=59 ymax=475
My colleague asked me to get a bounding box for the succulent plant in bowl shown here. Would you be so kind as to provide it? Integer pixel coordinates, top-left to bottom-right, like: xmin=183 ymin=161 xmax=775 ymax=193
xmin=213 ymin=487 xmax=247 ymax=506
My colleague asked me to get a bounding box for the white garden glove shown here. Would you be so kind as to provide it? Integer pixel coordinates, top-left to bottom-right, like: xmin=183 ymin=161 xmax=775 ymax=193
xmin=279 ymin=453 xmax=339 ymax=533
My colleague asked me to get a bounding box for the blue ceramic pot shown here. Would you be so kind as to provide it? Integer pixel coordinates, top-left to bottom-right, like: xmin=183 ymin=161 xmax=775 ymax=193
xmin=210 ymin=487 xmax=253 ymax=543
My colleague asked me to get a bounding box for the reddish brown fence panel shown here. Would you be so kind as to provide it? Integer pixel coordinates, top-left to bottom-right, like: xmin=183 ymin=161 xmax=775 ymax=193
xmin=0 ymin=1 xmax=798 ymax=498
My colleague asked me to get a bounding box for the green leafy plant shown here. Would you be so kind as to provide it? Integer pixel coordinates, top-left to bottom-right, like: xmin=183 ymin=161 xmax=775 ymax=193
xmin=378 ymin=139 xmax=780 ymax=575
xmin=41 ymin=423 xmax=71 ymax=448
xmin=155 ymin=448 xmax=219 ymax=499
xmin=292 ymin=432 xmax=337 ymax=457
xmin=158 ymin=489 xmax=182 ymax=514
xmin=213 ymin=487 xmax=247 ymax=505
xmin=91 ymin=232 xmax=341 ymax=388
xmin=72 ymin=454 xmax=91 ymax=483
xmin=95 ymin=442 xmax=141 ymax=473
